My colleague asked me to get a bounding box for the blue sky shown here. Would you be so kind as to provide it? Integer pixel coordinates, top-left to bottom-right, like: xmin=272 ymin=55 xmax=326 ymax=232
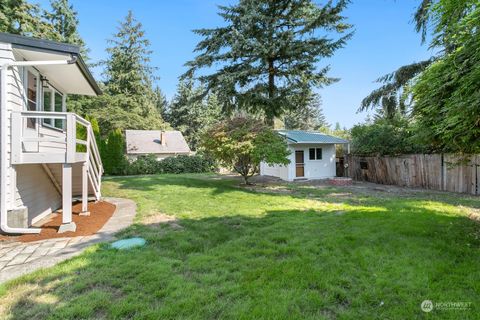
xmin=39 ymin=0 xmax=433 ymax=128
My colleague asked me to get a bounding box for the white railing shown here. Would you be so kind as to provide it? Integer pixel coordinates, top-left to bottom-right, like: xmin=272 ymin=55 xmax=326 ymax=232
xmin=75 ymin=114 xmax=103 ymax=199
xmin=11 ymin=111 xmax=103 ymax=199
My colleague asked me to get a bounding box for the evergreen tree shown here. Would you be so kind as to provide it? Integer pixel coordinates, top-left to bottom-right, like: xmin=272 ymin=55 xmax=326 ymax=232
xmin=103 ymin=129 xmax=126 ymax=175
xmin=104 ymin=10 xmax=156 ymax=97
xmin=183 ymin=0 xmax=352 ymax=126
xmin=0 ymin=0 xmax=56 ymax=38
xmin=154 ymin=86 xmax=169 ymax=120
xmin=283 ymin=93 xmax=328 ymax=131
xmin=83 ymin=10 xmax=166 ymax=135
xmin=44 ymin=0 xmax=89 ymax=58
xmin=167 ymin=78 xmax=222 ymax=150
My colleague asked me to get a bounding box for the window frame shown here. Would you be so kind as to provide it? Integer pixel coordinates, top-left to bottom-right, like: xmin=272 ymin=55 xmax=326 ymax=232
xmin=23 ymin=67 xmax=40 ymax=129
xmin=308 ymin=147 xmax=323 ymax=161
xmin=41 ymin=82 xmax=66 ymax=131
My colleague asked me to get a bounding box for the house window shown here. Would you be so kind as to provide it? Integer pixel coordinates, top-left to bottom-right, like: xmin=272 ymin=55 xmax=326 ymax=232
xmin=309 ymin=148 xmax=323 ymax=160
xmin=42 ymin=85 xmax=65 ymax=130
xmin=54 ymin=91 xmax=64 ymax=129
xmin=26 ymin=70 xmax=38 ymax=129
xmin=43 ymin=88 xmax=53 ymax=126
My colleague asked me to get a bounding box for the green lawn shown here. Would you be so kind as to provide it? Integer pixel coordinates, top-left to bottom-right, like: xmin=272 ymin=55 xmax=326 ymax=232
xmin=1 ymin=174 xmax=479 ymax=319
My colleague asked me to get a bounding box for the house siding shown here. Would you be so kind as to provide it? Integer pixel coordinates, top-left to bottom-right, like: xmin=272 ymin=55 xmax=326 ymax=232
xmin=260 ymin=143 xmax=337 ymax=181
xmin=1 ymin=41 xmax=63 ymax=225
xmin=1 ymin=42 xmax=18 ymax=210
xmin=15 ymin=164 xmax=61 ymax=224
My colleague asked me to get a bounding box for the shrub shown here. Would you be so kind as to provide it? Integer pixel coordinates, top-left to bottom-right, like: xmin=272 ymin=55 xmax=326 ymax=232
xmin=124 ymin=154 xmax=217 ymax=176
xmin=350 ymin=117 xmax=427 ymax=156
xmin=200 ymin=117 xmax=290 ymax=184
xmin=102 ymin=129 xmax=128 ymax=175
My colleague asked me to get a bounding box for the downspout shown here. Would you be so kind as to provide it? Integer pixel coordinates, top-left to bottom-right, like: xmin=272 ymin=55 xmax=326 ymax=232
xmin=1 ymin=57 xmax=77 ymax=234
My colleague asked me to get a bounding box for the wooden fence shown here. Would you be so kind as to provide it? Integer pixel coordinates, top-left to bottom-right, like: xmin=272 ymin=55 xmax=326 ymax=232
xmin=347 ymin=154 xmax=480 ymax=195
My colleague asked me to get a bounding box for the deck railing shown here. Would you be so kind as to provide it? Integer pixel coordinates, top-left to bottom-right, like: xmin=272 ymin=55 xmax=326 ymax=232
xmin=11 ymin=111 xmax=103 ymax=199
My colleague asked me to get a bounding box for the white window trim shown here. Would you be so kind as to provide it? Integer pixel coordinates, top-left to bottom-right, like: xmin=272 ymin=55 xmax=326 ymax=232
xmin=41 ymin=84 xmax=66 ymax=132
xmin=23 ymin=67 xmax=40 ymax=130
xmin=309 ymin=147 xmax=323 ymax=161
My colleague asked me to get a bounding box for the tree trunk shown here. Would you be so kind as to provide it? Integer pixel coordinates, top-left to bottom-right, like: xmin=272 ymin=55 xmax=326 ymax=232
xmin=266 ymin=58 xmax=275 ymax=128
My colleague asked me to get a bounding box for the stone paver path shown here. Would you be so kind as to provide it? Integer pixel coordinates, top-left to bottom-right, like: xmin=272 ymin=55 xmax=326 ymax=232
xmin=0 ymin=197 xmax=136 ymax=283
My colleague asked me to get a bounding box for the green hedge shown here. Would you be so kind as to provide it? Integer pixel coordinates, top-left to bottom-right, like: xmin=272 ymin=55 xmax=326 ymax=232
xmin=124 ymin=154 xmax=218 ymax=176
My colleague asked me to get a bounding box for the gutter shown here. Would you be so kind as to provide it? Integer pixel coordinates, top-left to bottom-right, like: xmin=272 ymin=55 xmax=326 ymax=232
xmin=1 ymin=57 xmax=76 ymax=234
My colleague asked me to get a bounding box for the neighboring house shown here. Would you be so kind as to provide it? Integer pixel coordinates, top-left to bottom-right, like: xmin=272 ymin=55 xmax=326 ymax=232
xmin=0 ymin=32 xmax=103 ymax=234
xmin=260 ymin=130 xmax=349 ymax=181
xmin=125 ymin=130 xmax=191 ymax=161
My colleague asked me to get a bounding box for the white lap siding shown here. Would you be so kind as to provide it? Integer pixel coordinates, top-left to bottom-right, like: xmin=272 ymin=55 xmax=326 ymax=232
xmin=15 ymin=164 xmax=61 ymax=224
xmin=1 ymin=42 xmax=62 ymax=225
xmin=291 ymin=144 xmax=336 ymax=180
xmin=1 ymin=42 xmax=21 ymax=210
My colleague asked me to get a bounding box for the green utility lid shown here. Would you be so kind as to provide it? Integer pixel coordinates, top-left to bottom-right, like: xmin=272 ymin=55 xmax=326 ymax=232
xmin=111 ymin=237 xmax=146 ymax=250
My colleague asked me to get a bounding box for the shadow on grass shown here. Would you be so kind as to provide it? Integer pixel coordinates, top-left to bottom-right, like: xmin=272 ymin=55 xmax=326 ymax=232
xmin=2 ymin=202 xmax=479 ymax=319
xmin=106 ymin=173 xmax=480 ymax=212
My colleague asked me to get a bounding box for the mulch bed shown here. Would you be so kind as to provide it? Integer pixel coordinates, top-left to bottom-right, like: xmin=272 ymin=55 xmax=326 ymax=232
xmin=0 ymin=201 xmax=116 ymax=243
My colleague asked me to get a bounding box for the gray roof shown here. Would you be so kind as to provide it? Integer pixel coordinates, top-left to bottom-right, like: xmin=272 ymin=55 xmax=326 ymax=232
xmin=125 ymin=130 xmax=191 ymax=155
xmin=278 ymin=130 xmax=348 ymax=144
xmin=0 ymin=32 xmax=101 ymax=95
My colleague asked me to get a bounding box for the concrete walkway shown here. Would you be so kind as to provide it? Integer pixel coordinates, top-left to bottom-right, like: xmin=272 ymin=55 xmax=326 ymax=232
xmin=0 ymin=197 xmax=136 ymax=284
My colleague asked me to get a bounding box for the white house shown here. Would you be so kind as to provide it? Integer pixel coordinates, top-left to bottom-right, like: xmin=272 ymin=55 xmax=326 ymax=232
xmin=0 ymin=32 xmax=103 ymax=234
xmin=125 ymin=130 xmax=191 ymax=161
xmin=260 ymin=130 xmax=348 ymax=181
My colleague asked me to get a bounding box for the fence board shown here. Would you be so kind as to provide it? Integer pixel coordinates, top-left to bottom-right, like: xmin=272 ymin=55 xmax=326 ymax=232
xmin=348 ymin=154 xmax=479 ymax=195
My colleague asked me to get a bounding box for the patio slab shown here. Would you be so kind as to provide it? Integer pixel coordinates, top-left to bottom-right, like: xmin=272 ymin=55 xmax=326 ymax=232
xmin=0 ymin=197 xmax=136 ymax=284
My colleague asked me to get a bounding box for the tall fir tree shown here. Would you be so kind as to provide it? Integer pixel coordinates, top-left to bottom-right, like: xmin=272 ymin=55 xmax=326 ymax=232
xmin=0 ymin=0 xmax=56 ymax=38
xmin=167 ymin=78 xmax=222 ymax=150
xmin=87 ymin=10 xmax=166 ymax=134
xmin=104 ymin=10 xmax=156 ymax=97
xmin=154 ymin=86 xmax=169 ymax=120
xmin=283 ymin=93 xmax=328 ymax=131
xmin=43 ymin=0 xmax=89 ymax=58
xmin=183 ymin=0 xmax=352 ymax=126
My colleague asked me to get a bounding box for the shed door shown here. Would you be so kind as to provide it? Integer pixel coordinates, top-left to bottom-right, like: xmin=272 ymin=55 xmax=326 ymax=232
xmin=295 ymin=150 xmax=304 ymax=177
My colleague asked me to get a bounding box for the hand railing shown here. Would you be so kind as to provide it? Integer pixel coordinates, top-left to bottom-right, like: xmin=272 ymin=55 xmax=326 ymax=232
xmin=11 ymin=111 xmax=103 ymax=199
xmin=74 ymin=114 xmax=103 ymax=199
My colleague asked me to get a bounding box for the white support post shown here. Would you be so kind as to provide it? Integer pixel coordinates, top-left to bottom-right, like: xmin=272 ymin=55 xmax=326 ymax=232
xmin=11 ymin=112 xmax=22 ymax=164
xmin=65 ymin=113 xmax=76 ymax=163
xmin=80 ymin=162 xmax=90 ymax=216
xmin=59 ymin=163 xmax=76 ymax=233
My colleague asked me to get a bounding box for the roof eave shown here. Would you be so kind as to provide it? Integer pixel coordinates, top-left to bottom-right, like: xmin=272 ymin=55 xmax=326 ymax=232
xmin=0 ymin=32 xmax=101 ymax=96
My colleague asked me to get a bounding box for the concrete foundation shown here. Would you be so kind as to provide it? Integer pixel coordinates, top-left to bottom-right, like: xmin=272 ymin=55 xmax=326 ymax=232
xmin=58 ymin=222 xmax=77 ymax=233
xmin=6 ymin=207 xmax=28 ymax=228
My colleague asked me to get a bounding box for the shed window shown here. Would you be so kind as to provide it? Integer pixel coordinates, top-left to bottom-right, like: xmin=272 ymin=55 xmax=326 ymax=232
xmin=309 ymin=148 xmax=323 ymax=160
xmin=360 ymin=161 xmax=368 ymax=169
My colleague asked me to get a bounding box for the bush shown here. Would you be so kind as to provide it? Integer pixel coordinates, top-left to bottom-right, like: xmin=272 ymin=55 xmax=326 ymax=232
xmin=350 ymin=117 xmax=427 ymax=156
xmin=124 ymin=154 xmax=218 ymax=175
xmin=102 ymin=129 xmax=128 ymax=175
xmin=200 ymin=117 xmax=290 ymax=184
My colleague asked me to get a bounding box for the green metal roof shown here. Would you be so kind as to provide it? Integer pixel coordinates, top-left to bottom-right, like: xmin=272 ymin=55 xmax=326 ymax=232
xmin=277 ymin=130 xmax=348 ymax=144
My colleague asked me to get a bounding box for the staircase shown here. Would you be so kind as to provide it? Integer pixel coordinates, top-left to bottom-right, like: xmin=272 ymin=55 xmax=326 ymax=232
xmin=41 ymin=116 xmax=103 ymax=201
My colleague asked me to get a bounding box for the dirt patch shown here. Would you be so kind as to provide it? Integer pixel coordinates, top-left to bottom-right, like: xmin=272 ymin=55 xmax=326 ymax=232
xmin=0 ymin=201 xmax=116 ymax=243
xmin=143 ymin=213 xmax=183 ymax=229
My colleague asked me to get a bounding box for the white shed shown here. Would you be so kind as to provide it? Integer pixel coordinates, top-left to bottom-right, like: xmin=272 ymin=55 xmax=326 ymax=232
xmin=260 ymin=130 xmax=348 ymax=181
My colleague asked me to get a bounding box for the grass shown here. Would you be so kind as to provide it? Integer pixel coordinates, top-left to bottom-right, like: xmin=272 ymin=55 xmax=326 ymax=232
xmin=1 ymin=173 xmax=479 ymax=319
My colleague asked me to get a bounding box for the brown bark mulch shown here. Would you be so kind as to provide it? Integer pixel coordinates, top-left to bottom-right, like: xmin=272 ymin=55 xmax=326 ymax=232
xmin=0 ymin=201 xmax=116 ymax=243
